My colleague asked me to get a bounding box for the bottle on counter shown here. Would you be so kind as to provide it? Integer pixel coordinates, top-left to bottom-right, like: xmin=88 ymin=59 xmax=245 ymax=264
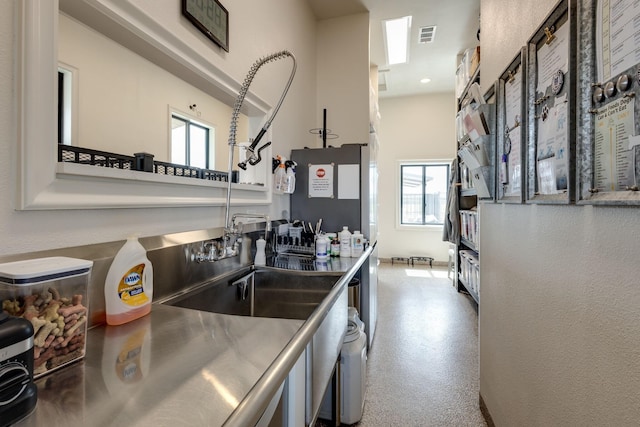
xmin=254 ymin=237 xmax=266 ymax=266
xmin=351 ymin=231 xmax=364 ymax=258
xmin=330 ymin=237 xmax=340 ymax=257
xmin=105 ymin=236 xmax=154 ymax=326
xmin=325 ymin=232 xmax=337 ymax=255
xmin=315 ymin=234 xmax=329 ymax=260
xmin=339 ymin=226 xmax=352 ymax=258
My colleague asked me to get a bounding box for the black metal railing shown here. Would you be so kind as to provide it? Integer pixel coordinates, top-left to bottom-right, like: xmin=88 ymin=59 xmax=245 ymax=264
xmin=58 ymin=145 xmax=234 ymax=182
xmin=59 ymin=145 xmax=135 ymax=170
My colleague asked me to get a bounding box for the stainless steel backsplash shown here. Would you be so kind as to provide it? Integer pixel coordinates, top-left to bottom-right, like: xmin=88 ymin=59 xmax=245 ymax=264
xmin=0 ymin=221 xmax=278 ymax=327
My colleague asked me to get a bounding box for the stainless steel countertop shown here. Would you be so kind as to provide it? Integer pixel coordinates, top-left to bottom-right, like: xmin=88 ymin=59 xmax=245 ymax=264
xmin=224 ymin=247 xmax=372 ymax=426
xmin=15 ymin=305 xmax=303 ymax=427
xmin=14 ymin=247 xmax=373 ymax=427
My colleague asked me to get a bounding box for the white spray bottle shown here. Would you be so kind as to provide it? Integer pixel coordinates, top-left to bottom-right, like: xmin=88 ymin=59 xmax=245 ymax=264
xmin=274 ymin=156 xmax=287 ymax=194
xmin=284 ymin=160 xmax=296 ymax=194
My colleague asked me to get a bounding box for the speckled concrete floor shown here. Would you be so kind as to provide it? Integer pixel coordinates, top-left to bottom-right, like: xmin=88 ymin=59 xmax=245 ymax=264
xmin=354 ymin=263 xmax=487 ymax=427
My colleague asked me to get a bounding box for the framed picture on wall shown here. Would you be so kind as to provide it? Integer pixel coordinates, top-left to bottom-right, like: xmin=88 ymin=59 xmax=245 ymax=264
xmin=526 ymin=0 xmax=577 ymax=204
xmin=497 ymin=48 xmax=527 ymax=203
xmin=576 ymin=0 xmax=640 ymax=205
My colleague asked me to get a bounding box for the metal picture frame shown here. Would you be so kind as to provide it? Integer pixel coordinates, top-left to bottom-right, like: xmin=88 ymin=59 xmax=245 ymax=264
xmin=526 ymin=0 xmax=577 ymax=204
xmin=576 ymin=0 xmax=640 ymax=205
xmin=497 ymin=48 xmax=527 ymax=203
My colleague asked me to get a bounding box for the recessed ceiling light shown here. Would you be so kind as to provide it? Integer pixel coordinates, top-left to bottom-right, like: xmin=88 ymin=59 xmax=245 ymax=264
xmin=420 ymin=78 xmax=431 ymax=84
xmin=383 ymin=16 xmax=412 ymax=65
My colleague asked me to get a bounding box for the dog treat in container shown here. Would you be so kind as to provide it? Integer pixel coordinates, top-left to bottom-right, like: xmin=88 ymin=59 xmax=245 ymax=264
xmin=0 ymin=257 xmax=93 ymax=377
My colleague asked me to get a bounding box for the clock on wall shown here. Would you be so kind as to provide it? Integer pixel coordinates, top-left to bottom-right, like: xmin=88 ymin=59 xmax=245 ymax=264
xmin=182 ymin=0 xmax=229 ymax=52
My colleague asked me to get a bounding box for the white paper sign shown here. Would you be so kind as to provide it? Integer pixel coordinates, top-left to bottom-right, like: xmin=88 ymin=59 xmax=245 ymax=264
xmin=537 ymin=23 xmax=569 ymax=93
xmin=504 ymin=65 xmax=523 ymax=196
xmin=338 ymin=164 xmax=359 ymax=199
xmin=308 ymin=164 xmax=333 ymax=198
xmin=594 ymin=97 xmax=636 ymax=191
xmin=597 ymin=0 xmax=640 ymax=81
xmin=537 ymin=93 xmax=569 ymax=194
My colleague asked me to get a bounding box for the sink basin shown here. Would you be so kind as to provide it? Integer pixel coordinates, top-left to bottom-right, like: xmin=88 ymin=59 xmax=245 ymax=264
xmin=163 ymin=268 xmax=348 ymax=425
xmin=162 ymin=265 xmax=349 ymax=425
xmin=163 ymin=268 xmax=340 ymax=320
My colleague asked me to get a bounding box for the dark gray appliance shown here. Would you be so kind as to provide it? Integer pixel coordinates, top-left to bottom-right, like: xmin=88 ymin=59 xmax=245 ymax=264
xmin=291 ymin=144 xmax=378 ymax=347
xmin=0 ymin=312 xmax=37 ymax=427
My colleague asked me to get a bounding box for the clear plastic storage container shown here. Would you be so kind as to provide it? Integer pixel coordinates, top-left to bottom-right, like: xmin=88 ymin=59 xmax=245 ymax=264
xmin=0 ymin=257 xmax=93 ymax=377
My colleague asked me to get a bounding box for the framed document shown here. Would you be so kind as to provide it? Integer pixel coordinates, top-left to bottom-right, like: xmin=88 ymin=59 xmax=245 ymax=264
xmin=497 ymin=48 xmax=527 ymax=203
xmin=526 ymin=0 xmax=577 ymax=204
xmin=576 ymin=0 xmax=640 ymax=205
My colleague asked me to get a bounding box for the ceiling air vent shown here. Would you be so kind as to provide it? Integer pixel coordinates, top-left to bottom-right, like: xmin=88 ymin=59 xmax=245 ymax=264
xmin=419 ymin=26 xmax=436 ymax=43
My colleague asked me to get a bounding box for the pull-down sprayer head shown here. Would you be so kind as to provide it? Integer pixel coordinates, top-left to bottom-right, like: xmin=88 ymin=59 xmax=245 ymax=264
xmin=224 ymin=50 xmax=297 ymax=239
xmin=228 ymin=50 xmax=297 ymax=170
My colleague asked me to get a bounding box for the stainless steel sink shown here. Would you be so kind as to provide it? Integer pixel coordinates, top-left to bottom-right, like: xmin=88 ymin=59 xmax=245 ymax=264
xmin=161 ymin=266 xmax=349 ymax=425
xmin=163 ymin=267 xmax=340 ymax=320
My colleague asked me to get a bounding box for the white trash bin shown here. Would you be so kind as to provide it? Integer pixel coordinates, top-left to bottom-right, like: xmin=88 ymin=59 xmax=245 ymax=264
xmin=318 ymin=311 xmax=367 ymax=424
xmin=340 ymin=319 xmax=367 ymax=425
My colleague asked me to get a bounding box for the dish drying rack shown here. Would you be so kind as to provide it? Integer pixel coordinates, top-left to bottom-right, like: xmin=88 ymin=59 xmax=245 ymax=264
xmin=275 ymin=225 xmax=315 ymax=257
xmin=272 ymin=255 xmax=317 ymax=270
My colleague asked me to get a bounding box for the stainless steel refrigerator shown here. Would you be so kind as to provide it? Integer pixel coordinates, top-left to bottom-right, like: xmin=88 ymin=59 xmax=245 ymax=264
xmin=291 ymin=143 xmax=378 ymax=347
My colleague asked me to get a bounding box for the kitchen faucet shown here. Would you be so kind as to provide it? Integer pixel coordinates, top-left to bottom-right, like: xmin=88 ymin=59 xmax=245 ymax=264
xmin=197 ymin=50 xmax=296 ymax=263
xmin=195 ymin=213 xmax=270 ymax=263
xmin=228 ymin=213 xmax=272 ymax=236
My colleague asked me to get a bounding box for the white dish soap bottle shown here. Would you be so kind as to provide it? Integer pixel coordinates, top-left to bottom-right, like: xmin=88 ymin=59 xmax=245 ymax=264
xmin=105 ymin=236 xmax=154 ymax=325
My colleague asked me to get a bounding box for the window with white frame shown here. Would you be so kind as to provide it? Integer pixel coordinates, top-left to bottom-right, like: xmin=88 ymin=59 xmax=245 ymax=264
xmin=400 ymin=162 xmax=450 ymax=226
xmin=171 ymin=115 xmax=215 ymax=169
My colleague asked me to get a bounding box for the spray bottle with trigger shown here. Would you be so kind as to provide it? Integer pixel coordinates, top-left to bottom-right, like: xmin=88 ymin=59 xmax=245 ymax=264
xmin=284 ymin=160 xmax=297 ymax=194
xmin=274 ymin=155 xmax=287 ymax=194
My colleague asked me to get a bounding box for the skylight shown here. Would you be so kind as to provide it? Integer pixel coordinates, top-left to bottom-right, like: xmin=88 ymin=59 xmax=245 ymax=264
xmin=383 ymin=16 xmax=412 ymax=65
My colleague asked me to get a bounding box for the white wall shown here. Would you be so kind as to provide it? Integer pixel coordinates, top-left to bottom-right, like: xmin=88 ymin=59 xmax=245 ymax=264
xmin=0 ymin=0 xmax=317 ymax=256
xmin=376 ymin=93 xmax=456 ymax=262
xmin=480 ymin=0 xmax=640 ymax=425
xmin=316 ymin=13 xmax=370 ymax=146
